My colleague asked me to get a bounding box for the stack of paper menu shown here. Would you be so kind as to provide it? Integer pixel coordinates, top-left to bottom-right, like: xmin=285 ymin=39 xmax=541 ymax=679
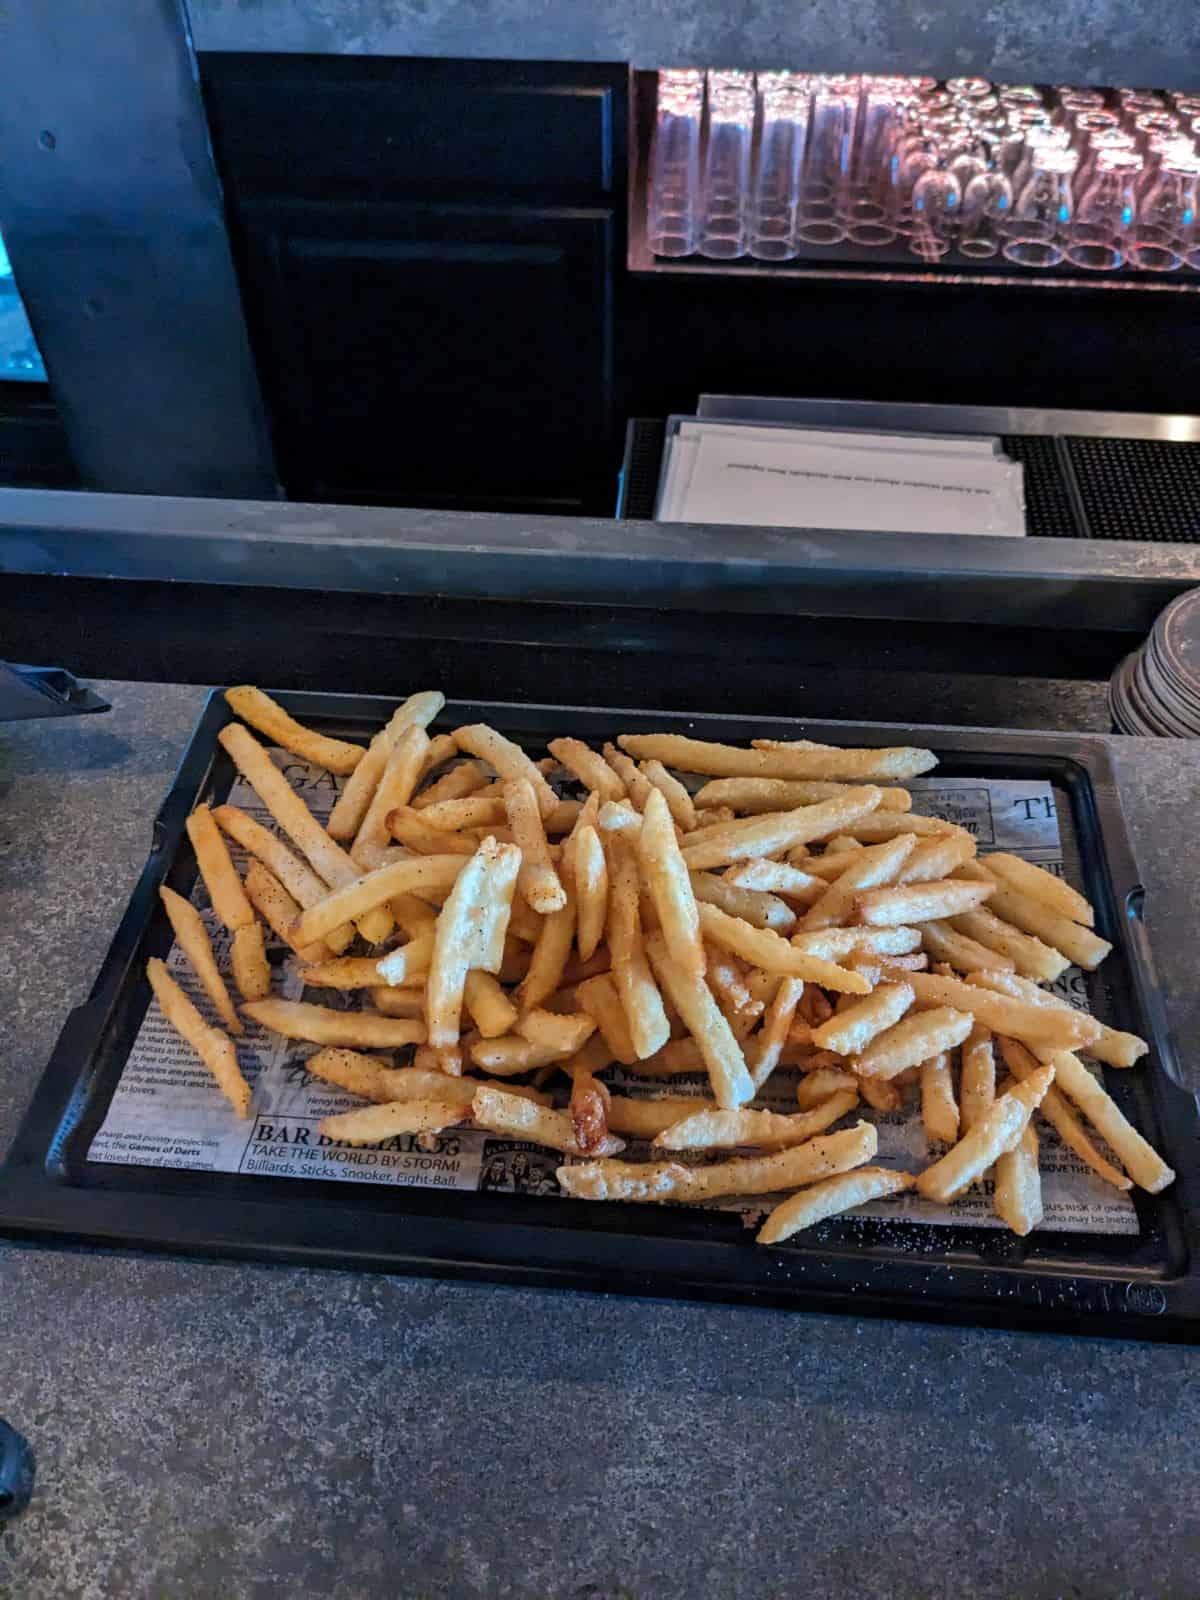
xmin=656 ymin=418 xmax=1026 ymax=536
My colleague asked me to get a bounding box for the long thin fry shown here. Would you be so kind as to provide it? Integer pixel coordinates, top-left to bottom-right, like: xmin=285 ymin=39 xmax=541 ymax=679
xmin=547 ymin=737 xmax=627 ymax=803
xmin=917 ymin=1067 xmax=1055 ymax=1201
xmin=146 ymin=958 xmax=251 ymax=1117
xmin=350 ymin=723 xmax=429 ymax=867
xmin=224 ymin=686 xmax=365 ymax=775
xmin=463 ymin=970 xmax=519 ymax=1038
xmin=320 ymin=1099 xmax=468 ymax=1145
xmin=696 ymin=903 xmax=869 ymax=992
xmin=243 ymin=861 xmax=330 ymax=963
xmin=983 ymin=884 xmax=1112 ymax=971
xmin=796 ymin=1068 xmax=860 ymax=1108
xmin=374 ymin=930 xmax=436 ymax=987
xmin=984 ymin=851 xmax=1094 ymax=925
xmin=605 ymin=1095 xmax=714 ymax=1138
xmin=617 ymin=734 xmax=935 ymax=781
xmin=426 ymin=837 xmax=520 ymax=1048
xmin=212 ymin=803 xmax=354 ymax=953
xmin=230 ymin=922 xmax=271 ymax=1001
xmin=576 ymin=972 xmax=639 ymax=1065
xmin=294 ymin=854 xmax=466 ymax=947
xmin=681 ymin=789 xmax=884 ymax=871
xmin=920 ymin=918 xmax=1015 ymax=975
xmin=884 ymin=969 xmax=1099 ymax=1052
xmin=505 ymin=778 xmax=567 ymax=914
xmin=653 ymin=1090 xmax=860 ymax=1151
xmin=949 ymin=907 xmax=1070 ymax=983
xmin=855 ymin=879 xmax=992 ymax=926
xmin=758 ymin=1167 xmax=915 ymax=1243
xmin=571 ymin=824 xmax=608 ymax=962
xmin=472 ymin=1085 xmax=625 ymax=1156
xmin=637 ymin=787 xmax=704 ymax=980
xmin=696 ymin=777 xmax=912 ymax=814
xmin=454 ymin=724 xmax=558 ymax=818
xmin=996 ymin=1036 xmax=1132 ymax=1191
xmin=800 ymin=833 xmax=917 ymax=931
xmin=968 ymin=970 xmax=1146 ymax=1069
xmin=412 ymin=759 xmax=489 ymax=811
xmin=836 ymin=812 xmax=963 ymax=844
xmin=993 ymin=1124 xmax=1043 ymax=1235
xmin=792 ymin=926 xmax=921 ymax=959
xmin=371 ymin=988 xmax=427 ymax=1018
xmin=645 ymin=931 xmax=753 ymax=1109
xmin=639 ymin=759 xmax=697 ymax=830
xmin=959 ymin=1023 xmax=996 ymax=1134
xmin=1041 ymin=1050 xmax=1175 ymax=1193
xmin=242 ymin=999 xmax=426 ymax=1048
xmin=854 ymin=1006 xmax=974 ymax=1080
xmin=159 ymin=885 xmax=242 ymax=1034
xmin=920 ymin=1049 xmax=959 ymax=1144
xmin=811 ymin=981 xmax=914 ymax=1056
xmin=603 ymin=744 xmax=655 ymax=810
xmin=299 ymin=956 xmax=399 ymax=991
xmin=605 ymin=832 xmax=671 ymax=1060
xmin=186 ymin=804 xmax=254 ymax=931
xmin=747 ymin=975 xmax=805 ymax=1090
xmin=895 ymin=831 xmax=977 ymax=885
xmin=689 ymin=871 xmax=796 ymax=933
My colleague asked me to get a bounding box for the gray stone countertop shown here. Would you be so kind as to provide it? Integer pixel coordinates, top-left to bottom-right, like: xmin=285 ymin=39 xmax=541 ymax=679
xmin=2 ymin=682 xmax=1198 ymax=1600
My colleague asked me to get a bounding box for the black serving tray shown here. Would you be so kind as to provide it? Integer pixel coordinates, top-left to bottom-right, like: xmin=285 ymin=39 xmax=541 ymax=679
xmin=2 ymin=691 xmax=1197 ymax=1340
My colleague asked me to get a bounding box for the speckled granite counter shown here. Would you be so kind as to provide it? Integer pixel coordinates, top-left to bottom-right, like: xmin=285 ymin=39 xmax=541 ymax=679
xmin=2 ymin=683 xmax=1198 ymax=1600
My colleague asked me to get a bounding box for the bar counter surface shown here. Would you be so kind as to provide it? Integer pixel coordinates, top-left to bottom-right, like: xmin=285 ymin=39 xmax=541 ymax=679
xmin=2 ymin=682 xmax=1198 ymax=1599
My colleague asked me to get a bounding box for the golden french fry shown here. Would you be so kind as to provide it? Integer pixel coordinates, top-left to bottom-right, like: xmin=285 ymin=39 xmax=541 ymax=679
xmin=917 ymin=1067 xmax=1055 ymax=1202
xmin=410 ymin=1043 xmax=463 ymax=1076
xmin=569 ymin=824 xmax=608 ymax=963
xmin=994 ymin=1123 xmax=1043 ymax=1235
xmin=186 ymin=804 xmax=254 ymax=931
xmin=746 ymin=976 xmax=805 ymax=1090
xmin=720 ymin=858 xmax=825 ymax=903
xmin=514 ymin=898 xmax=574 ymax=1016
xmin=419 ymin=731 xmax=459 ymax=776
xmin=454 ymin=724 xmax=558 ymax=818
xmin=605 ymin=1094 xmax=712 ymax=1138
xmin=982 ymin=884 xmax=1112 ymax=971
xmin=812 ymin=981 xmax=914 ymax=1056
xmin=298 ymin=956 xmax=393 ymax=990
xmin=558 ymin=1120 xmax=877 ymax=1202
xmin=543 ymin=799 xmax=582 ymax=836
xmin=694 ymin=806 xmax=737 ymax=828
xmin=294 ymin=854 xmax=466 ymax=947
xmin=371 ymin=988 xmax=426 ymax=1018
xmin=605 ymin=832 xmax=671 ymax=1060
xmin=681 ymin=789 xmax=884 ymax=871
xmin=426 ymin=837 xmax=520 ymax=1048
xmin=689 ymin=872 xmax=796 ymax=932
xmin=695 ymin=903 xmax=869 ymax=993
xmin=384 ymin=809 xmax=479 ymax=856
xmin=969 ymin=971 xmax=1146 ymax=1069
xmin=304 ymin=1045 xmax=394 ymax=1101
xmin=856 ymin=1074 xmax=901 ymax=1113
xmin=374 ymin=930 xmax=436 ymax=987
xmin=960 ymin=1023 xmax=996 ymax=1134
xmin=516 ymin=1009 xmax=595 ymax=1055
xmin=854 ymin=1006 xmax=974 ymax=1080
xmin=504 ymin=778 xmax=567 ymax=914
xmin=920 ymin=1050 xmax=959 ymax=1144
xmin=617 ymin=734 xmax=935 ymax=781
xmin=243 ymin=861 xmax=329 ymax=963
xmin=335 ymin=694 xmax=445 ymax=838
xmin=575 ymin=972 xmax=639 ymax=1065
xmin=1041 ymin=1050 xmax=1175 ymax=1193
xmin=796 ymin=1068 xmax=860 ymax=1108
xmin=800 ymin=833 xmax=918 ymax=931
xmin=320 ymin=1099 xmax=468 ymax=1145
xmin=326 ymin=731 xmax=389 ymax=841
xmin=159 ymin=885 xmax=242 ymax=1034
xmin=603 ymin=744 xmax=655 ymax=811
xmin=948 ymin=907 xmax=1069 ymax=983
xmin=637 ymin=788 xmax=705 ymax=980
xmin=224 ymin=686 xmax=365 ymax=775
xmin=412 ymin=759 xmax=489 ymax=811
xmin=695 ymin=777 xmax=912 ymax=814
xmin=230 ymin=922 xmax=271 ymax=1001
xmin=653 ymin=1090 xmax=860 ymax=1152
xmin=802 ymin=847 xmax=867 ymax=881
xmin=892 ymin=968 xmax=1099 ymax=1053
xmin=351 ymin=723 xmax=429 ymax=867
xmin=597 ymin=799 xmax=643 ymax=836
xmin=212 ymin=803 xmax=354 ymax=953
xmin=895 ymin=831 xmax=977 ymax=885
xmin=461 ymin=970 xmax=518 ymax=1038
xmin=758 ymin=1166 xmax=915 ymax=1243
xmin=471 ymin=1085 xmax=624 ymax=1156
xmin=639 ymin=759 xmax=697 ymax=830
xmin=242 ymin=998 xmax=426 ymax=1048
xmin=416 ymin=795 xmax=507 ymax=832
xmin=792 ymin=926 xmax=921 ymax=960
xmin=146 ymin=958 xmax=251 ymax=1117
xmin=547 ymin=737 xmax=627 ymax=803
xmin=920 ymin=918 xmax=1015 ymax=975
xmin=994 ymin=1036 xmax=1132 ymax=1190
xmin=856 ymin=879 xmax=992 ymax=926
xmin=645 ymin=931 xmax=753 ymax=1109
xmin=467 ymin=1036 xmax=563 ymax=1073
xmin=836 ymin=812 xmax=963 ymax=844
xmin=984 ymin=852 xmax=1094 ymax=926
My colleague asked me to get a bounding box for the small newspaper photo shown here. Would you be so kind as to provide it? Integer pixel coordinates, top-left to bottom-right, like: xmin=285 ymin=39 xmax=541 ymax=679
xmin=88 ymin=750 xmax=1138 ymax=1237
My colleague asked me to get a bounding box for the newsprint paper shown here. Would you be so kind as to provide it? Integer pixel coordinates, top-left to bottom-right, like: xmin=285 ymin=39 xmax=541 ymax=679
xmin=89 ymin=752 xmax=1138 ymax=1236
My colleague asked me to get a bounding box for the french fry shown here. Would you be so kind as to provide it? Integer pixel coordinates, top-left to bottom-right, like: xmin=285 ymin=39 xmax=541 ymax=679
xmin=854 ymin=1006 xmax=974 ymax=1080
xmin=758 ymin=1166 xmax=915 ymax=1243
xmin=146 ymin=958 xmax=251 ymax=1117
xmin=298 ymin=956 xmax=396 ymax=990
xmin=605 ymin=833 xmax=671 ymax=1060
xmin=469 ymin=1085 xmax=623 ymax=1156
xmin=416 ymin=795 xmax=507 ymax=832
xmin=920 ymin=918 xmax=1015 ymax=975
xmin=745 ymin=968 xmax=784 ymax=1008
xmin=504 ymin=778 xmax=567 ymax=915
xmin=597 ymin=799 xmax=643 ymax=836
xmin=694 ymin=806 xmax=737 ymax=828
xmin=547 ymin=737 xmax=627 ymax=803
xmin=696 ymin=903 xmax=869 ymax=992
xmin=544 ymin=799 xmax=582 ymax=836
xmin=916 ymin=1067 xmax=1055 ymax=1202
xmin=412 ymin=759 xmax=490 ymax=810
xmin=746 ymin=976 xmax=805 ymax=1090
xmin=1041 ymin=1050 xmax=1175 ymax=1193
xmin=948 ymin=907 xmax=1069 ymax=983
xmin=557 ymin=1120 xmax=877 ymax=1202
xmin=186 ymin=804 xmax=254 ymax=931
xmin=386 ymin=809 xmax=481 ymax=856
xmin=695 ymin=777 xmax=913 ymax=814
xmin=637 ymin=788 xmax=705 ymax=980
xmin=462 ymin=970 xmax=518 ymax=1038
xmin=426 ymin=837 xmax=520 ymax=1048
xmin=420 ymin=732 xmax=462 ymax=777
xmin=370 ymin=988 xmax=426 ymax=1018
xmin=802 ymin=847 xmax=867 ymax=881
xmin=516 ymin=1008 xmax=595 ymax=1056
xmin=230 ymin=922 xmax=271 ymax=1001
xmin=959 ymin=1023 xmax=996 ymax=1134
xmin=645 ymin=931 xmax=753 ymax=1109
xmin=654 ymin=1090 xmax=860 ymax=1152
xmin=294 ymin=854 xmax=466 ymax=948
xmin=374 ymin=930 xmax=437 ymax=987
xmin=320 ymin=1099 xmax=468 ymax=1144
xmin=968 ymin=970 xmax=1146 ymax=1069
xmin=327 ymin=693 xmax=447 ymax=839
xmin=454 ymin=724 xmax=558 ymax=818
xmin=576 ymin=973 xmax=640 ymax=1065
xmin=242 ymin=998 xmax=425 ymax=1047
xmin=835 ymin=812 xmax=963 ymax=843
xmin=224 ymin=686 xmax=365 ymax=775
xmin=811 ymin=981 xmax=914 ymax=1056
xmin=856 ymin=1074 xmax=901 ymax=1113
xmin=891 ymin=968 xmax=1100 ymax=1053
xmin=307 ymin=1050 xmax=551 ymax=1107
xmin=981 ymin=885 xmax=1112 ymax=971
xmin=567 ymin=1066 xmax=612 ymax=1156
xmin=856 ymin=879 xmax=992 ymax=926
xmin=681 ymin=789 xmax=884 ymax=871
xmin=570 ymin=824 xmax=608 ymax=962
xmin=993 ymin=1124 xmax=1043 ymax=1235
xmin=984 ymin=851 xmax=1094 ymax=926
xmin=515 ymin=894 xmax=576 ymax=1013
xmin=920 ymin=1050 xmax=959 ymax=1144
xmin=410 ymin=1043 xmax=463 ymax=1076
xmin=894 ymin=831 xmax=977 ymax=885
xmin=628 ymin=1038 xmax=713 ymax=1076
xmin=470 ymin=1036 xmax=568 ymax=1073
xmin=639 ymin=759 xmax=697 ymax=830
xmin=159 ymin=885 xmax=242 ymax=1034
xmin=689 ymin=871 xmax=796 ymax=933
xmin=605 ymin=1094 xmax=713 ymax=1138
xmin=720 ymin=858 xmax=825 ymax=903
xmin=796 ymin=1067 xmax=860 ymax=1108
xmin=995 ymin=1036 xmax=1132 ymax=1190
xmin=617 ymin=733 xmax=935 ymax=781
xmin=704 ymin=943 xmax=760 ymax=1027
xmin=800 ymin=833 xmax=918 ymax=931
xmin=350 ymin=723 xmax=429 ymax=867
xmin=792 ymin=926 xmax=921 ymax=960
xmin=244 ymin=861 xmax=330 ymax=963
xmin=602 ymin=744 xmax=655 ymax=811
xmin=212 ymin=803 xmax=354 ymax=953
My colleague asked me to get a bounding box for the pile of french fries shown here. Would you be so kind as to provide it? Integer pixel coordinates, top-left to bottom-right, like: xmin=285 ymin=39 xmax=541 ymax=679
xmin=148 ymin=685 xmax=1175 ymax=1247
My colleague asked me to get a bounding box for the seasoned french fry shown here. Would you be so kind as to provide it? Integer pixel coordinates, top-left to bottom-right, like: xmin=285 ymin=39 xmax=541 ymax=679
xmin=516 ymin=893 xmax=576 ymax=1012
xmin=229 ymin=922 xmax=271 ymax=1001
xmin=645 ymin=931 xmax=753 ymax=1109
xmin=948 ymin=907 xmax=1069 ymax=983
xmin=995 ymin=1036 xmax=1132 ymax=1190
xmin=294 ymin=854 xmax=466 ymax=947
xmin=800 ymin=833 xmax=918 ymax=931
xmin=426 ymin=837 xmax=520 ymax=1047
xmin=470 ymin=1085 xmax=623 ymax=1156
xmin=617 ymin=734 xmax=934 ymax=781
xmin=856 ymin=1074 xmax=901 ymax=1113
xmin=1041 ymin=1050 xmax=1175 ymax=1193
xmin=146 ymin=958 xmax=251 ymax=1117
xmin=544 ymin=799 xmax=583 ymax=836
xmin=758 ymin=1166 xmax=915 ymax=1243
xmin=242 ymin=998 xmax=425 ymax=1047
xmin=470 ymin=1036 xmax=568 ymax=1073
xmin=802 ymin=847 xmax=867 ymax=881
xmin=796 ymin=1067 xmax=860 ymax=1108
xmin=984 ymin=851 xmax=1094 ymax=926
xmin=569 ymin=824 xmax=608 ymax=962
xmin=637 ymin=788 xmax=705 ymax=980
xmin=454 ymin=724 xmax=558 ymax=818
xmin=920 ymin=918 xmax=1015 ymax=975
xmin=812 ymin=981 xmax=914 ymax=1056
xmin=373 ymin=930 xmax=436 ymax=987
xmin=547 ymin=737 xmax=627 ymax=803
xmin=746 ymin=976 xmax=805 ymax=1090
xmin=681 ymin=789 xmax=884 ymax=871
xmin=370 ymin=987 xmax=426 ymax=1018
xmin=412 ymin=759 xmax=489 ymax=811
xmin=960 ymin=1023 xmax=996 ymax=1134
xmin=639 ymin=759 xmax=697 ymax=830
xmin=856 ymin=879 xmax=992 ymax=926
xmin=516 ymin=1008 xmax=595 ymax=1056
xmin=386 ymin=808 xmax=481 ymax=856
xmin=557 ymin=1120 xmax=877 ymax=1202
xmin=416 ymin=795 xmax=508 ymax=832
xmin=605 ymin=832 xmax=671 ymax=1060
xmin=854 ymin=1006 xmax=974 ymax=1080
xmin=461 ymin=970 xmax=518 ymax=1038
xmin=689 ymin=871 xmax=796 ymax=933
xmin=982 ymin=884 xmax=1112 ymax=971
xmin=505 ymin=778 xmax=567 ymax=915
xmin=410 ymin=1043 xmax=463 ymax=1076
xmin=350 ymin=724 xmax=430 ymax=867
xmin=159 ymin=885 xmax=242 ymax=1034
xmin=745 ymin=969 xmax=784 ymax=1009
xmin=720 ymin=858 xmax=825 ymax=903
xmin=244 ymin=861 xmax=330 ymax=963
xmin=694 ymin=806 xmax=737 ymax=828
xmin=576 ymin=973 xmax=640 ymax=1065
xmin=329 ymin=693 xmax=447 ymax=839
xmin=186 ymin=804 xmax=254 ymax=931
xmin=695 ymin=777 xmax=912 ymax=814
xmin=993 ymin=1124 xmax=1043 ymax=1235
xmin=605 ymin=1094 xmax=713 ymax=1138
xmin=298 ymin=956 xmax=398 ymax=990
xmin=212 ymin=803 xmax=354 ymax=953
xmin=894 ymin=831 xmax=976 ymax=885
xmin=916 ymin=1067 xmax=1055 ymax=1202
xmin=835 ymin=812 xmax=963 ymax=844
xmin=792 ymin=926 xmax=922 ymax=960
xmin=654 ymin=1090 xmax=860 ymax=1152
xmin=696 ymin=903 xmax=869 ymax=993
xmin=920 ymin=1050 xmax=959 ymax=1144
xmin=891 ymin=968 xmax=1100 ymax=1053
xmin=320 ymin=1098 xmax=468 ymax=1144
xmin=969 ymin=970 xmax=1146 ymax=1069
xmin=602 ymin=743 xmax=655 ymax=811
xmin=225 ymin=686 xmax=365 ymax=775
xmin=597 ymin=799 xmax=643 ymax=836
xmin=310 ymin=1051 xmax=550 ymax=1107
xmin=420 ymin=732 xmax=462 ymax=778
